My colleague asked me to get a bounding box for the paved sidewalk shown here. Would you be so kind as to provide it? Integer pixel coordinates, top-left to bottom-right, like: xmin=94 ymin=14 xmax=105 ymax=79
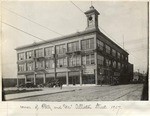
xmin=5 ymin=87 xmax=79 ymax=101
xmin=5 ymin=85 xmax=109 ymax=101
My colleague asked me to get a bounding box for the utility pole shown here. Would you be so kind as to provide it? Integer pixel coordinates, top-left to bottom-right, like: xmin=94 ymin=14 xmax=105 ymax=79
xmin=33 ymin=42 xmax=37 ymax=85
xmin=123 ymin=35 xmax=124 ymax=49
xmin=137 ymin=69 xmax=139 ymax=73
xmin=54 ymin=46 xmax=57 ymax=80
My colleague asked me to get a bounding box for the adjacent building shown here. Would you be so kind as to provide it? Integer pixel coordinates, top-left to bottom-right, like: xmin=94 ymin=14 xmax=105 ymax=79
xmin=15 ymin=6 xmax=133 ymax=86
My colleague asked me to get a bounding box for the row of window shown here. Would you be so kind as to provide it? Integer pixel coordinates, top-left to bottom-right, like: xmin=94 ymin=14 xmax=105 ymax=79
xmin=18 ymin=62 xmax=34 ymax=72
xmin=18 ymin=59 xmax=126 ymax=72
xmin=97 ymin=54 xmax=127 ymax=69
xmin=18 ymin=54 xmax=95 ymax=72
xmin=97 ymin=39 xmax=128 ymax=61
xmin=18 ymin=39 xmax=127 ymax=62
xmin=18 ymin=38 xmax=95 ymax=61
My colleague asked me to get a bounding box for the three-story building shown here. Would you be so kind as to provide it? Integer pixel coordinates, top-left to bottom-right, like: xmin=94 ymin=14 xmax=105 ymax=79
xmin=15 ymin=6 xmax=133 ymax=86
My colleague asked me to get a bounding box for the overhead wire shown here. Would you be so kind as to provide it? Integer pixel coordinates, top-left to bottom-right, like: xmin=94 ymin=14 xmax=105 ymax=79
xmin=1 ymin=2 xmax=147 ymax=74
xmin=2 ymin=7 xmax=63 ymax=36
xmin=3 ymin=2 xmax=147 ymax=64
xmin=70 ymin=1 xmax=127 ymax=51
xmin=70 ymin=1 xmax=84 ymax=13
xmin=70 ymin=1 xmax=147 ymax=65
xmin=98 ymin=26 xmax=127 ymax=51
xmin=2 ymin=21 xmax=48 ymax=42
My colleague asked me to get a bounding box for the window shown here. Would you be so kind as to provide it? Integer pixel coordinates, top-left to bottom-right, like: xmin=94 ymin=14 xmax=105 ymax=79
xmin=125 ymin=65 xmax=128 ymax=69
xmin=81 ymin=40 xmax=86 ymax=50
xmin=105 ymin=45 xmax=111 ymax=54
xmin=82 ymin=56 xmax=86 ymax=65
xmin=72 ymin=57 xmax=76 ymax=66
xmin=26 ymin=51 xmax=33 ymax=59
xmin=68 ymin=57 xmax=72 ymax=67
xmin=68 ymin=44 xmax=72 ymax=52
xmin=57 ymin=57 xmax=67 ymax=67
xmin=68 ymin=41 xmax=79 ymax=52
xmin=76 ymin=56 xmax=81 ymax=65
xmin=118 ymin=62 xmax=121 ymax=69
xmin=122 ymin=64 xmax=124 ymax=68
xmin=117 ymin=52 xmax=120 ymax=59
xmin=68 ymin=56 xmax=81 ymax=67
xmin=97 ymin=39 xmax=104 ymax=50
xmin=105 ymin=59 xmax=111 ymax=67
xmin=86 ymin=40 xmax=89 ymax=49
xmin=91 ymin=54 xmax=95 ymax=64
xmin=18 ymin=63 xmax=26 ymax=72
xmin=125 ymin=56 xmax=128 ymax=61
xmin=18 ymin=52 xmax=25 ymax=60
xmin=112 ymin=49 xmax=116 ymax=57
xmin=122 ymin=54 xmax=124 ymax=60
xmin=90 ymin=38 xmax=94 ymax=49
xmin=97 ymin=55 xmax=104 ymax=65
xmin=113 ymin=61 xmax=116 ymax=68
xmin=36 ymin=60 xmax=44 ymax=69
xmin=45 ymin=59 xmax=54 ymax=69
xmin=81 ymin=54 xmax=95 ymax=65
xmin=86 ymin=55 xmax=90 ymax=65
xmin=56 ymin=44 xmax=66 ymax=54
xmin=81 ymin=38 xmax=94 ymax=50
xmin=35 ymin=49 xmax=43 ymax=58
xmin=27 ymin=62 xmax=34 ymax=71
xmin=45 ymin=47 xmax=54 ymax=56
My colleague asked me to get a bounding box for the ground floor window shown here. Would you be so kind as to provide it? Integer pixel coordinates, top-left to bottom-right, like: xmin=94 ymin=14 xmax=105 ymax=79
xmin=45 ymin=73 xmax=55 ymax=83
xmin=82 ymin=74 xmax=95 ymax=84
xmin=68 ymin=71 xmax=80 ymax=85
xmin=69 ymin=76 xmax=80 ymax=85
xmin=57 ymin=77 xmax=66 ymax=84
xmin=26 ymin=75 xmax=34 ymax=83
xmin=57 ymin=72 xmax=66 ymax=84
xmin=18 ymin=78 xmax=25 ymax=85
xmin=103 ymin=70 xmax=111 ymax=84
xmin=46 ymin=77 xmax=54 ymax=83
xmin=36 ymin=78 xmax=43 ymax=85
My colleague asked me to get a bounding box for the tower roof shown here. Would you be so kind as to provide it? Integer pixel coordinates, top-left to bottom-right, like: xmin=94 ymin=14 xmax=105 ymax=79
xmin=84 ymin=6 xmax=100 ymax=15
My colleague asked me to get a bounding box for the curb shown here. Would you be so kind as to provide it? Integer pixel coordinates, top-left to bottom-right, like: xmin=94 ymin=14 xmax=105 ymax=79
xmin=5 ymin=89 xmax=76 ymax=101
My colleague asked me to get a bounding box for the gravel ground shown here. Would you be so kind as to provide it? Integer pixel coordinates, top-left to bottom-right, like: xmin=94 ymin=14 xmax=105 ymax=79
xmin=15 ymin=84 xmax=143 ymax=101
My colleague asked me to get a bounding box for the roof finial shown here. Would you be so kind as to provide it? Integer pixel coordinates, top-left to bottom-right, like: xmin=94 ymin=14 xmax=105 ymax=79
xmin=90 ymin=1 xmax=94 ymax=9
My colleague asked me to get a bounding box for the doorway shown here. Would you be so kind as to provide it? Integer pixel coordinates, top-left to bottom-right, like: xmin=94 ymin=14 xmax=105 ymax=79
xmin=69 ymin=76 xmax=79 ymax=85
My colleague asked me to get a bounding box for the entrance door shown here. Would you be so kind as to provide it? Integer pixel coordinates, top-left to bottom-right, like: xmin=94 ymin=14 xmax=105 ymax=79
xmin=72 ymin=77 xmax=76 ymax=85
xmin=69 ymin=76 xmax=80 ymax=85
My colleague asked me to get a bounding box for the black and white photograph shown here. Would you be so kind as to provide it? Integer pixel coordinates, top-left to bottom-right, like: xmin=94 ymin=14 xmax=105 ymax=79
xmin=1 ymin=1 xmax=148 ymax=102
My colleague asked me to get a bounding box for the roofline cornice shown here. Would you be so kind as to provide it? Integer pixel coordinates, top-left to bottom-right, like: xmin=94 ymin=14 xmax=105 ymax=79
xmin=15 ymin=28 xmax=99 ymax=50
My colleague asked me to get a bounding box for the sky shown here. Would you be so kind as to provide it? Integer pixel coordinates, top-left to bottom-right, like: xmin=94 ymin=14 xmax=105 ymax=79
xmin=1 ymin=1 xmax=148 ymax=78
